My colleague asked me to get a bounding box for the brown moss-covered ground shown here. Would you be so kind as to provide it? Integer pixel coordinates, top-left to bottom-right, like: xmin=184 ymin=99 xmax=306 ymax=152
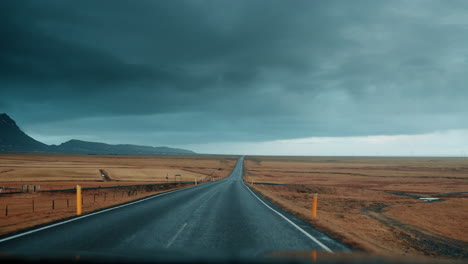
xmin=244 ymin=156 xmax=468 ymax=261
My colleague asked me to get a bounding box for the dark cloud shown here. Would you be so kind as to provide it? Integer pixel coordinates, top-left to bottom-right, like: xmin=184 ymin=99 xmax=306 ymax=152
xmin=1 ymin=0 xmax=468 ymax=146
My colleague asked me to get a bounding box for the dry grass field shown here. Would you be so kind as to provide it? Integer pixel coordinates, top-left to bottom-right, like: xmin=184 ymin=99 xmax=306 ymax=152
xmin=0 ymin=154 xmax=238 ymax=235
xmin=0 ymin=154 xmax=237 ymax=186
xmin=244 ymin=156 xmax=468 ymax=260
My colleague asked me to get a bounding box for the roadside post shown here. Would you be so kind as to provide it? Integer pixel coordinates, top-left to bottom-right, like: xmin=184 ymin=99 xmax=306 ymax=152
xmin=311 ymin=250 xmax=317 ymax=261
xmin=76 ymin=185 xmax=82 ymax=216
xmin=312 ymin=193 xmax=318 ymax=218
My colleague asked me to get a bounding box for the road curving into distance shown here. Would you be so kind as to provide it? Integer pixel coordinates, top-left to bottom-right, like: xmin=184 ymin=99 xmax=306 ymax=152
xmin=0 ymin=156 xmax=348 ymax=257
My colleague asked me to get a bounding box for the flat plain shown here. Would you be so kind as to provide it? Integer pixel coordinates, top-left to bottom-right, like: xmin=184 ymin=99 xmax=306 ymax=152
xmin=0 ymin=154 xmax=238 ymax=235
xmin=0 ymin=154 xmax=237 ymax=186
xmin=244 ymin=156 xmax=468 ymax=260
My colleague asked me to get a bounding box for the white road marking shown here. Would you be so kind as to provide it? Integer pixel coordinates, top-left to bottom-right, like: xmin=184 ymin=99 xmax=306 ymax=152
xmin=0 ymin=183 xmax=202 ymax=244
xmin=166 ymin=222 xmax=188 ymax=248
xmin=193 ymin=190 xmax=219 ymax=215
xmin=243 ymin=182 xmax=334 ymax=253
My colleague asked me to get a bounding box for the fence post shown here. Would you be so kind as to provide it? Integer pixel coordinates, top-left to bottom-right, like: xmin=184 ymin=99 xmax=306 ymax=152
xmin=32 ymin=200 xmax=35 ymax=213
xmin=5 ymin=205 xmax=8 ymax=216
xmin=76 ymin=185 xmax=82 ymax=216
xmin=52 ymin=200 xmax=55 ymax=210
xmin=312 ymin=193 xmax=318 ymax=218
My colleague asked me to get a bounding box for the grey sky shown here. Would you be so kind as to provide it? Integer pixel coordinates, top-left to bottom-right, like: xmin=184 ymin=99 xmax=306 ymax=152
xmin=1 ymin=0 xmax=468 ymax=154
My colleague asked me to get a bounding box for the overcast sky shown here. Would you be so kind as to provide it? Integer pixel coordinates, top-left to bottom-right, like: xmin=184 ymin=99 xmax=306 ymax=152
xmin=1 ymin=0 xmax=468 ymax=155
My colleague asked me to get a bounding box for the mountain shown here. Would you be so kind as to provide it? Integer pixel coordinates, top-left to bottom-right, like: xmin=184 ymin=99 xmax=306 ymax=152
xmin=50 ymin=139 xmax=195 ymax=155
xmin=0 ymin=113 xmax=196 ymax=155
xmin=0 ymin=113 xmax=49 ymax=152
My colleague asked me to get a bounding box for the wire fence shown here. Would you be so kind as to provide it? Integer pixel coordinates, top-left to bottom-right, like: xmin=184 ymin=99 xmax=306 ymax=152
xmin=0 ymin=182 xmax=197 ymax=218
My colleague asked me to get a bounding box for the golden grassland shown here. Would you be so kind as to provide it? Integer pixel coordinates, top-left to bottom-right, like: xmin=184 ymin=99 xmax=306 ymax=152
xmin=0 ymin=154 xmax=238 ymax=234
xmin=0 ymin=154 xmax=237 ymax=187
xmin=244 ymin=156 xmax=468 ymax=260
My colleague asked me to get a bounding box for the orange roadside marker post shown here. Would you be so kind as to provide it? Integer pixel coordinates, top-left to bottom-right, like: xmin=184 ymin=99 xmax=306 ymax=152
xmin=312 ymin=193 xmax=318 ymax=218
xmin=76 ymin=185 xmax=82 ymax=216
xmin=311 ymin=250 xmax=317 ymax=262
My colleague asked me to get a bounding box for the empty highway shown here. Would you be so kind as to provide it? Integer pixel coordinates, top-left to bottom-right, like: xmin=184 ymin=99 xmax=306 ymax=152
xmin=0 ymin=157 xmax=347 ymax=257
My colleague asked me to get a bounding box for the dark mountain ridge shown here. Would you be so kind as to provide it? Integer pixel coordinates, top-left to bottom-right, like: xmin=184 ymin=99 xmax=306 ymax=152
xmin=50 ymin=139 xmax=195 ymax=155
xmin=0 ymin=113 xmax=195 ymax=155
xmin=0 ymin=113 xmax=49 ymax=152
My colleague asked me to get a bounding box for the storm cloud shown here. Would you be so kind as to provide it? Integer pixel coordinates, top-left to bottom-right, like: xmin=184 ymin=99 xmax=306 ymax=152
xmin=1 ymin=0 xmax=468 ymax=149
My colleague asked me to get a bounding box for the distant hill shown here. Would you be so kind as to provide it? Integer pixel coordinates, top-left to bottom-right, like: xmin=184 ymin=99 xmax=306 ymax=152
xmin=0 ymin=113 xmax=49 ymax=152
xmin=50 ymin=139 xmax=195 ymax=155
xmin=0 ymin=113 xmax=196 ymax=155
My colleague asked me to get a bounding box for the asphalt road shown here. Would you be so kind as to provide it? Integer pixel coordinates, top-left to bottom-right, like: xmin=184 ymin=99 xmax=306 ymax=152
xmin=0 ymin=157 xmax=348 ymax=257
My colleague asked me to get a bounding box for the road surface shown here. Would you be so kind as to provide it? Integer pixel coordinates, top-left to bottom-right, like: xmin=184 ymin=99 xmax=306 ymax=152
xmin=0 ymin=157 xmax=347 ymax=257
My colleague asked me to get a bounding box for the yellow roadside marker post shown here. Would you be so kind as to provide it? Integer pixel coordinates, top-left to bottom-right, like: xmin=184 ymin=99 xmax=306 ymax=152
xmin=76 ymin=185 xmax=82 ymax=216
xmin=312 ymin=193 xmax=318 ymax=218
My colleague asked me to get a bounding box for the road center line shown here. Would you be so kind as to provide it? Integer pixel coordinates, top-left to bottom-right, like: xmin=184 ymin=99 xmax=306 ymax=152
xmin=166 ymin=222 xmax=188 ymax=248
xmin=193 ymin=189 xmax=219 ymax=215
xmin=243 ymin=182 xmax=334 ymax=253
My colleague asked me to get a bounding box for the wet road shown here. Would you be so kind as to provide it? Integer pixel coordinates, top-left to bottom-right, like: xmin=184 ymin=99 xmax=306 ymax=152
xmin=0 ymin=157 xmax=347 ymax=257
